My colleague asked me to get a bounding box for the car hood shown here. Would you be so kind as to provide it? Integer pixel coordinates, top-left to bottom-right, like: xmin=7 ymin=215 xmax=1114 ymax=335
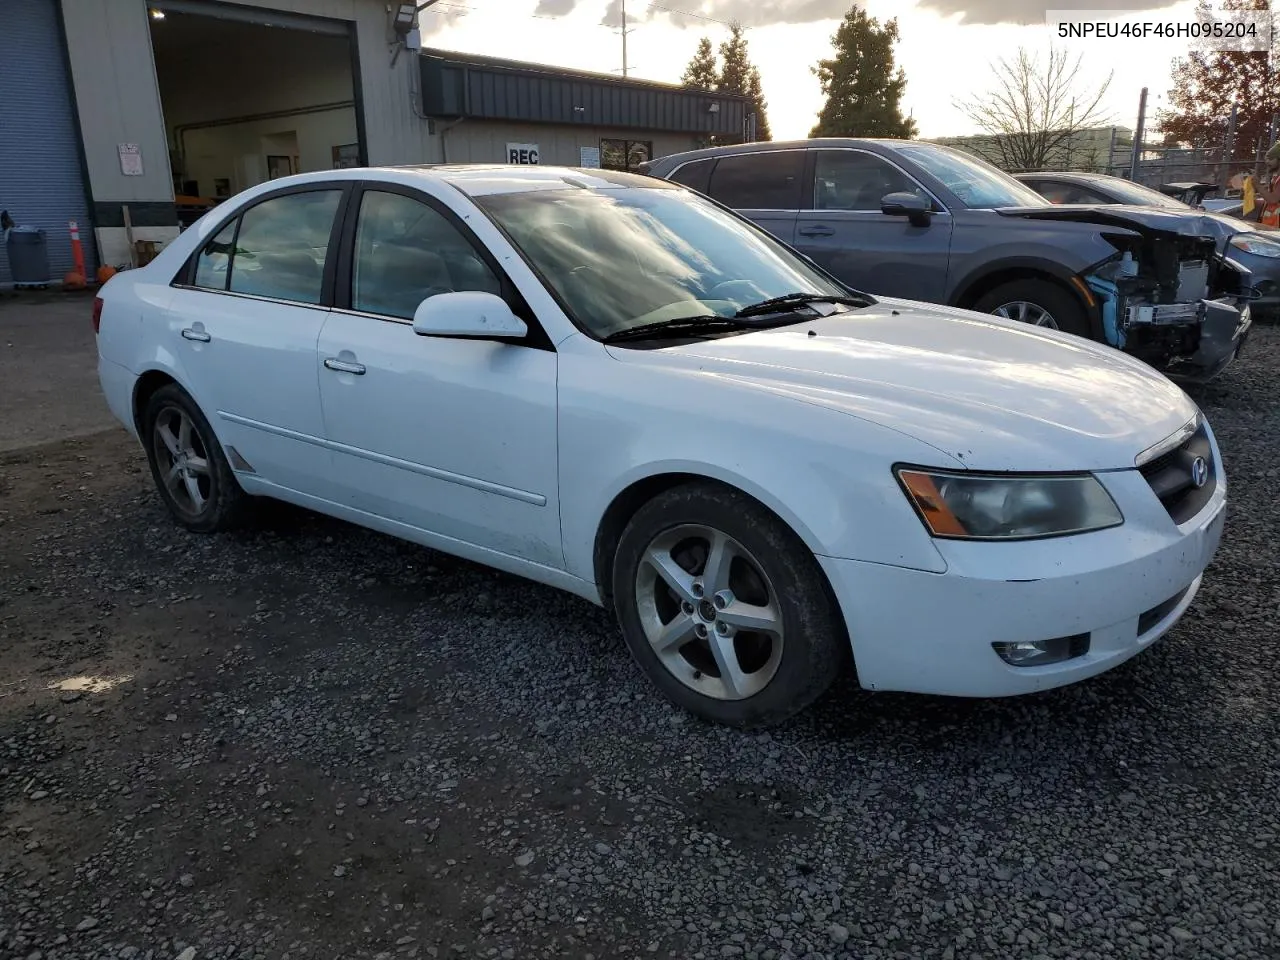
xmin=607 ymin=301 xmax=1198 ymax=472
xmin=995 ymin=202 xmax=1230 ymax=240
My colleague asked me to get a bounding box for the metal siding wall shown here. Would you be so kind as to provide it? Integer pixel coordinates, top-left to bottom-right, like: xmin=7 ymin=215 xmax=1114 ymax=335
xmin=419 ymin=57 xmax=748 ymax=136
xmin=0 ymin=0 xmax=95 ymax=283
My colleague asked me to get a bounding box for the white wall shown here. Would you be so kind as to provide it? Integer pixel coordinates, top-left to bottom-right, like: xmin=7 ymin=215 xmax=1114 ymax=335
xmin=179 ymin=109 xmax=357 ymax=195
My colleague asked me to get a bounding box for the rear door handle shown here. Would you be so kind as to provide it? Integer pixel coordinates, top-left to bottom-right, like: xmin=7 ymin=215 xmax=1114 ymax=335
xmin=181 ymin=327 xmax=211 ymax=342
xmin=324 ymin=357 xmax=366 ymax=375
xmin=798 ymin=225 xmax=835 ymax=238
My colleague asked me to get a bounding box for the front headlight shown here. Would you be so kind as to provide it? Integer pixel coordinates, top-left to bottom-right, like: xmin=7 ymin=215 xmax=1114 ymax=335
xmin=896 ymin=468 xmax=1123 ymax=540
xmin=1230 ymin=234 xmax=1280 ymax=259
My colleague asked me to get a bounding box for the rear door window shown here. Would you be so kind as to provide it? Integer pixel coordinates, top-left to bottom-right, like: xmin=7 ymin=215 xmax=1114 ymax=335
xmin=707 ymin=151 xmax=804 ymax=210
xmin=669 ymin=158 xmax=714 ymax=194
xmin=228 ymin=190 xmax=342 ymax=304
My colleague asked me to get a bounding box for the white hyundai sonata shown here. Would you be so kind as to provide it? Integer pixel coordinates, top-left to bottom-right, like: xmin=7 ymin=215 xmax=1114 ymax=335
xmin=94 ymin=164 xmax=1226 ymax=727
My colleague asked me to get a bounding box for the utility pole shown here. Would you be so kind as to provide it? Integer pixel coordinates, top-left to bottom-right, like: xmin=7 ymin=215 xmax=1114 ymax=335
xmin=1221 ymin=102 xmax=1237 ymax=191
xmin=621 ymin=0 xmax=628 ymax=78
xmin=1128 ymin=87 xmax=1148 ymax=181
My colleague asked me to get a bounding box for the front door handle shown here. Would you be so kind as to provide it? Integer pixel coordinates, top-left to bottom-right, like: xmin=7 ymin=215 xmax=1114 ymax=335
xmin=798 ymin=225 xmax=835 ymax=238
xmin=181 ymin=327 xmax=211 ymax=342
xmin=324 ymin=357 xmax=366 ymax=375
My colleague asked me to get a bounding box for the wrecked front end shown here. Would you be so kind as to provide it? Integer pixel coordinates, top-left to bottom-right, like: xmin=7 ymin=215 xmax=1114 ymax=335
xmin=1083 ymin=232 xmax=1252 ymax=382
xmin=1002 ymin=206 xmax=1253 ymax=381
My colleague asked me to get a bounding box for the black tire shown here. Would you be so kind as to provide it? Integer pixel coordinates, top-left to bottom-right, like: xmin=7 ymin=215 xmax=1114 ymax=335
xmin=611 ymin=481 xmax=846 ymax=729
xmin=142 ymin=383 xmax=247 ymax=533
xmin=973 ymin=279 xmax=1091 ymax=338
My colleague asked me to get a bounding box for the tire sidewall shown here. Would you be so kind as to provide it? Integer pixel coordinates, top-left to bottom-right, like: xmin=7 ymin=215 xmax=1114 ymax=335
xmin=612 ymin=483 xmax=844 ymax=728
xmin=974 ymin=279 xmax=1091 ymax=338
xmin=142 ymin=384 xmax=242 ymax=533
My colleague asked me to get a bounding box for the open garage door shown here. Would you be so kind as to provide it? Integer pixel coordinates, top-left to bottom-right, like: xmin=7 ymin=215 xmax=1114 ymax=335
xmin=148 ymin=0 xmax=366 ymax=227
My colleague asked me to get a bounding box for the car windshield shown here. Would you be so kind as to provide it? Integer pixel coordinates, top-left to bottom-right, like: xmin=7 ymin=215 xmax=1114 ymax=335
xmin=894 ymin=144 xmax=1049 ymax=209
xmin=472 ymin=186 xmax=849 ymax=339
xmin=1087 ymin=177 xmax=1192 ymax=209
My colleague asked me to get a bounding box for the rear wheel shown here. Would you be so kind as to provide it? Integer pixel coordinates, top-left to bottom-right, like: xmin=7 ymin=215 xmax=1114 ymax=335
xmin=611 ymin=482 xmax=845 ymax=728
xmin=142 ymin=384 xmax=247 ymax=533
xmin=973 ymin=279 xmax=1091 ymax=338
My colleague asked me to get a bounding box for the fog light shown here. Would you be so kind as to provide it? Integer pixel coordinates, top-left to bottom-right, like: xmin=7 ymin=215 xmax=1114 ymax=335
xmin=992 ymin=633 xmax=1089 ymax=667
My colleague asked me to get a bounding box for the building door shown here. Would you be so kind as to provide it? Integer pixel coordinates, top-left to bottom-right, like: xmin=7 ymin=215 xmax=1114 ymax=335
xmin=0 ymin=0 xmax=95 ymax=285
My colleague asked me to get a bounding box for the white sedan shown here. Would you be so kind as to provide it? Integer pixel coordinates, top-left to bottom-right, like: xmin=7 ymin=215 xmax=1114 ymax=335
xmin=94 ymin=164 xmax=1227 ymax=728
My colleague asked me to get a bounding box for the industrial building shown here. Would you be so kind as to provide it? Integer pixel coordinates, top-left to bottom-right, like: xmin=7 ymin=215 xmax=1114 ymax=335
xmin=0 ymin=0 xmax=751 ymax=287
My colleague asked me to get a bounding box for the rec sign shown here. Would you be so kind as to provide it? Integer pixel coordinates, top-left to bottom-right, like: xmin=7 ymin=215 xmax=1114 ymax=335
xmin=506 ymin=142 xmax=540 ymax=165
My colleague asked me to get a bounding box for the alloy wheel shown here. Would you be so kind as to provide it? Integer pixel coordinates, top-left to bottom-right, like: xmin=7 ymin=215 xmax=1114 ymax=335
xmin=991 ymin=300 xmax=1059 ymax=329
xmin=634 ymin=523 xmax=784 ymax=701
xmin=152 ymin=405 xmax=213 ymax=517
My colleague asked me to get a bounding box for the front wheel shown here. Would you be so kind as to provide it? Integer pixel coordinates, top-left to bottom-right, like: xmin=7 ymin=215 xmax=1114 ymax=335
xmin=611 ymin=482 xmax=846 ymax=728
xmin=973 ymin=279 xmax=1091 ymax=338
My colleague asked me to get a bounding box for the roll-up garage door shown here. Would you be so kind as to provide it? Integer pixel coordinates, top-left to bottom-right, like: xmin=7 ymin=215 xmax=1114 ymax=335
xmin=0 ymin=0 xmax=95 ymax=285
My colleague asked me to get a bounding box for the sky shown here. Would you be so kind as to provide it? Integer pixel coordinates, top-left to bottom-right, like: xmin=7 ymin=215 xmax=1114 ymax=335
xmin=418 ymin=0 xmax=1208 ymax=140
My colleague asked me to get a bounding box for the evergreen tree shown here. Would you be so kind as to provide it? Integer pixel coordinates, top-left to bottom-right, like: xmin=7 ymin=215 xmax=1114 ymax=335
xmin=810 ymin=7 xmax=917 ymax=140
xmin=746 ymin=66 xmax=773 ymax=141
xmin=681 ymin=36 xmax=719 ymax=91
xmin=717 ymin=24 xmax=772 ymax=143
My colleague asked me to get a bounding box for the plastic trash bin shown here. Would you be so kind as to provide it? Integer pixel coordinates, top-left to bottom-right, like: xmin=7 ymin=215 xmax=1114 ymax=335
xmin=6 ymin=227 xmax=51 ymax=287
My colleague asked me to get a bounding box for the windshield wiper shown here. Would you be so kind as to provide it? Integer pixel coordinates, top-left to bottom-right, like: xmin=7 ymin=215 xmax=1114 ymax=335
xmin=603 ymin=316 xmax=759 ymax=343
xmin=734 ymin=292 xmax=874 ymax=319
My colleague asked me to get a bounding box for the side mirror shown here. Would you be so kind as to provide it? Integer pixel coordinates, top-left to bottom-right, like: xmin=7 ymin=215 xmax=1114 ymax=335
xmin=881 ymin=192 xmax=932 ymax=227
xmin=411 ymin=291 xmax=528 ymax=339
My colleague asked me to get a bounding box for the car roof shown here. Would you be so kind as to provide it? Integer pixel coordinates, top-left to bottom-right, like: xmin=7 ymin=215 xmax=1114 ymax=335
xmin=230 ymin=164 xmax=672 ymax=198
xmin=648 ymin=137 xmax=935 ymax=166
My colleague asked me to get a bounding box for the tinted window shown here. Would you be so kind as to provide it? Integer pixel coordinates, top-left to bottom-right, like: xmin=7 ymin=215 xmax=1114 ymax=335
xmin=669 ymin=158 xmax=713 ymax=194
xmin=193 ymin=221 xmax=236 ymax=290
xmin=708 ymin=151 xmax=804 ymax=210
xmin=893 ymin=144 xmax=1047 ymax=209
xmin=229 ymin=191 xmax=341 ymax=304
xmin=813 ymin=150 xmax=930 ymax=211
xmin=352 ymin=190 xmax=501 ymax=320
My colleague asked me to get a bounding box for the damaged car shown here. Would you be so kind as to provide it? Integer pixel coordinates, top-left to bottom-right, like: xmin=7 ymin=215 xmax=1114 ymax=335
xmin=638 ymin=140 xmax=1253 ymax=380
xmin=1016 ymin=170 xmax=1278 ymax=319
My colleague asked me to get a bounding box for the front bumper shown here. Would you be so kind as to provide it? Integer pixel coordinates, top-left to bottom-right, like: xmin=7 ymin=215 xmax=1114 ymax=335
xmin=1163 ymin=299 xmax=1253 ymax=383
xmin=819 ymin=464 xmax=1227 ymax=698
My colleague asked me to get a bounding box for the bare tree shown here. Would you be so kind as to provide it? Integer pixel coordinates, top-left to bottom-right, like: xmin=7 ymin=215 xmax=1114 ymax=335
xmin=954 ymin=46 xmax=1113 ymax=171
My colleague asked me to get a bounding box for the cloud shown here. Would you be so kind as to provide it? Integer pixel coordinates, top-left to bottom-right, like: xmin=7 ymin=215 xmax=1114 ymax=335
xmin=912 ymin=0 xmax=1179 ymax=26
xmin=535 ymin=0 xmax=579 ymax=14
xmin=596 ymin=0 xmax=855 ymax=29
xmin=419 ymin=5 xmax=468 ymax=34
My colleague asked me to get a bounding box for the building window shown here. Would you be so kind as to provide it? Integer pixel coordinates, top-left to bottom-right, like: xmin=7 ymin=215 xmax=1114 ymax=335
xmin=601 ymin=139 xmax=653 ymax=171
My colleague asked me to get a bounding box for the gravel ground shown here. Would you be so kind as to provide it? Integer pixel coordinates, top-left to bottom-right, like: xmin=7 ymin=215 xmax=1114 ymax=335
xmin=2 ymin=321 xmax=1279 ymax=960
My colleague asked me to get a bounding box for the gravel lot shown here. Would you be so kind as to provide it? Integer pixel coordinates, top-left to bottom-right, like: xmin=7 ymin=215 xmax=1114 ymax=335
xmin=2 ymin=298 xmax=1279 ymax=960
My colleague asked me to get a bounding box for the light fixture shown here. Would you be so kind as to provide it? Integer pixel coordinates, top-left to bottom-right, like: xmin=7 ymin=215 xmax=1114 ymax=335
xmin=149 ymin=7 xmax=165 ymax=19
xmin=708 ymin=102 xmax=721 ymax=114
xmin=392 ymin=3 xmax=417 ymax=36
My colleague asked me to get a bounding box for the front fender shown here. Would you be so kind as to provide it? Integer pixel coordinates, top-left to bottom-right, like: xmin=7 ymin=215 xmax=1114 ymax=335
xmin=556 ymin=348 xmax=954 ymax=588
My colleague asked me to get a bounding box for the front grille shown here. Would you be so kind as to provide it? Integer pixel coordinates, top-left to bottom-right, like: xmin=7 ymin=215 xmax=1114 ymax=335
xmin=1139 ymin=422 xmax=1216 ymax=524
xmin=1137 ymin=585 xmax=1191 ymax=635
